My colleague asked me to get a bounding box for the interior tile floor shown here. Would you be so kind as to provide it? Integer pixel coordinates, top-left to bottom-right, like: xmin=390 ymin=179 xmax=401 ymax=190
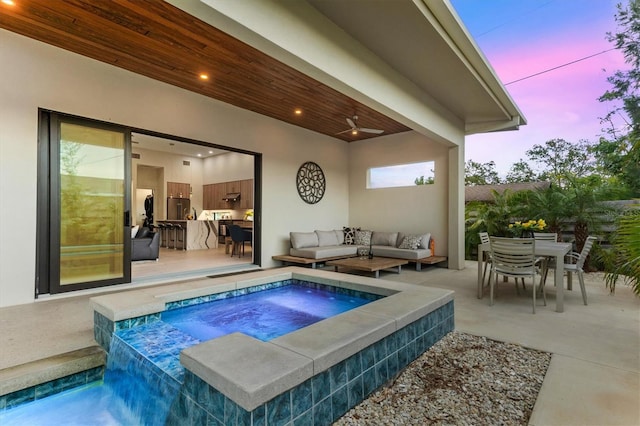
xmin=1 ymin=261 xmax=638 ymax=425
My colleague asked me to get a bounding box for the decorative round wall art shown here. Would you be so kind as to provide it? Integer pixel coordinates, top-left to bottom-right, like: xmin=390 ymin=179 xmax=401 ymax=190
xmin=296 ymin=161 xmax=326 ymax=204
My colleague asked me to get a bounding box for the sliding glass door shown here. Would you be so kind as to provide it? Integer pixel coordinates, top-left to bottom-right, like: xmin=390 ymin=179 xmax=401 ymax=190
xmin=38 ymin=112 xmax=131 ymax=294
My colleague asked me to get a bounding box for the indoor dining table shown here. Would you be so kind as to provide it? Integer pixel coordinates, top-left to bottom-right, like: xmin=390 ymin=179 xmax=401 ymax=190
xmin=477 ymin=240 xmax=572 ymax=312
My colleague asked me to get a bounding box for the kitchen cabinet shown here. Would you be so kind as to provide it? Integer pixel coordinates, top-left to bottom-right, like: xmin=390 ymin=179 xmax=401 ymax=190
xmin=240 ymin=179 xmax=253 ymax=209
xmin=167 ymin=182 xmax=190 ymax=199
xmin=202 ymin=179 xmax=253 ymax=210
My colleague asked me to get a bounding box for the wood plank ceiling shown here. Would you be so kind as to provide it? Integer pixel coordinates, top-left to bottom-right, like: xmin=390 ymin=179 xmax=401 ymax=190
xmin=0 ymin=0 xmax=412 ymax=141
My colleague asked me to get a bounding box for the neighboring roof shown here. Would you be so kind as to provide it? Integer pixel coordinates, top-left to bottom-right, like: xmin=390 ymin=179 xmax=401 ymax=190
xmin=465 ymin=182 xmax=551 ymax=202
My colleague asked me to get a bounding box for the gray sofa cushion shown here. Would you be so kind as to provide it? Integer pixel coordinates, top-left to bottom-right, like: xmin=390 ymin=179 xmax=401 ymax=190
xmin=315 ymin=230 xmax=340 ymax=246
xmin=371 ymin=245 xmax=431 ymax=260
xmin=290 ymin=245 xmax=358 ymax=259
xmin=371 ymin=231 xmax=398 ymax=247
xmin=290 ymin=232 xmax=318 ymax=249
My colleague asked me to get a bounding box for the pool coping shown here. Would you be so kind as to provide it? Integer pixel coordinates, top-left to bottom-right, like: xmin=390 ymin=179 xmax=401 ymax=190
xmin=90 ymin=266 xmax=453 ymax=411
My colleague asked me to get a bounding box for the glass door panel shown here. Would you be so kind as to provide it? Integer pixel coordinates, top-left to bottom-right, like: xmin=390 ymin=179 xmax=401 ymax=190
xmin=57 ymin=122 xmax=128 ymax=286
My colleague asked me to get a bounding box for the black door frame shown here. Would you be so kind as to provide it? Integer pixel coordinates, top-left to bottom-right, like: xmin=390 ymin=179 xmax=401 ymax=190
xmin=36 ymin=110 xmax=262 ymax=297
xmin=37 ymin=110 xmax=132 ymax=295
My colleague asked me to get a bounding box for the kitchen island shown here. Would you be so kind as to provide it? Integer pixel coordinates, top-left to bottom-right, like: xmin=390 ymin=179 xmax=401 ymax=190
xmin=156 ymin=220 xmax=218 ymax=250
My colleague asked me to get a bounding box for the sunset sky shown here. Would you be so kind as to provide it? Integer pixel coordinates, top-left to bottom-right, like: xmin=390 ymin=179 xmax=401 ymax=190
xmin=449 ymin=0 xmax=629 ymax=177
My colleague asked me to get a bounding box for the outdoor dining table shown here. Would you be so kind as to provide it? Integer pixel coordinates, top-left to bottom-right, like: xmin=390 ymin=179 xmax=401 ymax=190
xmin=477 ymin=240 xmax=572 ymax=313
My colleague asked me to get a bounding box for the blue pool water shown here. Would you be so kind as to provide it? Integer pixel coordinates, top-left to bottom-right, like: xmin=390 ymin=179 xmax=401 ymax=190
xmin=0 ymin=283 xmax=378 ymax=425
xmin=163 ymin=284 xmax=374 ymax=342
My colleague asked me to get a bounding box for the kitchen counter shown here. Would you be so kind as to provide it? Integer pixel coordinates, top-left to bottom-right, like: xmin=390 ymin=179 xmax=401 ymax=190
xmin=157 ymin=220 xmax=218 ymax=250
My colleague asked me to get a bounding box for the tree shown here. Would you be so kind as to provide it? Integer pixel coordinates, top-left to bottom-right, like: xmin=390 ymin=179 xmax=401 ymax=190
xmin=414 ymin=175 xmax=434 ymax=185
xmin=602 ymin=208 xmax=640 ymax=296
xmin=596 ymin=0 xmax=640 ymax=196
xmin=465 ymin=160 xmax=501 ymax=186
xmin=525 ymin=139 xmax=595 ymax=187
xmin=505 ymin=159 xmax=537 ymax=183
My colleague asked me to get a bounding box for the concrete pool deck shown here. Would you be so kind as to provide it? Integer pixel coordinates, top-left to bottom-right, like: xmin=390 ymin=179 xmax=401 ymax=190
xmin=0 ymin=261 xmax=638 ymax=425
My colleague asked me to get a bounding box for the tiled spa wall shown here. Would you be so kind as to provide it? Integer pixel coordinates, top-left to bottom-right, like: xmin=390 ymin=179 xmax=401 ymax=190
xmin=166 ymin=301 xmax=455 ymax=426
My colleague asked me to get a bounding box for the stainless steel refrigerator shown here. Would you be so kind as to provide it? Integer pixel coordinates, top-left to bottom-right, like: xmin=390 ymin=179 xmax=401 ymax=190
xmin=167 ymin=198 xmax=190 ymax=220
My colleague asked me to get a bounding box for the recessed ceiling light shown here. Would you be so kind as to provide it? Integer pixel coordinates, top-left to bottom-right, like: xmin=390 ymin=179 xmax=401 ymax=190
xmin=351 ymin=130 xmax=358 ymax=135
xmin=1 ymin=0 xmax=16 ymax=6
xmin=294 ymin=108 xmax=302 ymax=115
xmin=197 ymin=153 xmax=202 ymax=157
xmin=209 ymin=150 xmax=213 ymax=154
xmin=199 ymin=73 xmax=209 ymax=80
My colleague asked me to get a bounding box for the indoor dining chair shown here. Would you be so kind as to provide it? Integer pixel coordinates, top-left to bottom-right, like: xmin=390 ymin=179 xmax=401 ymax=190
xmin=489 ymin=236 xmax=546 ymax=314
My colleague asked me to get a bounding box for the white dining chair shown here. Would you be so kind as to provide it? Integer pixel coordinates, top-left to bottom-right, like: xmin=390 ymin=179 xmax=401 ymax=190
xmin=541 ymin=236 xmax=597 ymax=305
xmin=479 ymin=232 xmax=492 ymax=287
xmin=489 ymin=236 xmax=546 ymax=314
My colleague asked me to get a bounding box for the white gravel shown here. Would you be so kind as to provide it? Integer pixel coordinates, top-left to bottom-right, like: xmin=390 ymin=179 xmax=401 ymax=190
xmin=335 ymin=332 xmax=551 ymax=425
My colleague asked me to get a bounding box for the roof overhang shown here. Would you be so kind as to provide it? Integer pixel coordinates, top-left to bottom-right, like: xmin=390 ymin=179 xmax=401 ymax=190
xmin=171 ymin=0 xmax=526 ymax=140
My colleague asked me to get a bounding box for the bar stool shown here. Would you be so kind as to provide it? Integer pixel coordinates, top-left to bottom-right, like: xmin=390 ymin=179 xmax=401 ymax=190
xmin=156 ymin=223 xmax=167 ymax=248
xmin=174 ymin=223 xmax=186 ymax=250
xmin=164 ymin=222 xmax=175 ymax=249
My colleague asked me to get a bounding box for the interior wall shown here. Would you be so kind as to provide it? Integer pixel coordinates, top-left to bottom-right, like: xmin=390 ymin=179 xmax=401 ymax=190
xmin=348 ymin=132 xmax=449 ymax=256
xmin=0 ymin=29 xmax=349 ymax=307
xmin=203 ymin=152 xmax=254 ymax=184
xmin=133 ymin=148 xmax=205 ymax=218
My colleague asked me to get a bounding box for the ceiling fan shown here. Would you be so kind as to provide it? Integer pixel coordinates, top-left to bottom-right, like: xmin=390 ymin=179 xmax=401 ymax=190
xmin=336 ymin=115 xmax=384 ymax=135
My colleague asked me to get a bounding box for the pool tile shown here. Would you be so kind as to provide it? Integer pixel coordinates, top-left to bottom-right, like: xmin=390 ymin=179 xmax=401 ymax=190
xmin=331 ymin=385 xmax=348 ymax=419
xmin=345 ymin=353 xmax=362 ymax=381
xmin=266 ymin=391 xmax=292 ymax=426
xmin=223 ymin=396 xmax=239 ymax=425
xmin=313 ymin=397 xmax=332 ymax=426
xmin=361 ymin=345 xmax=376 ymax=370
xmin=374 ymin=360 xmax=388 ymax=388
xmin=311 ymin=370 xmax=331 ymax=403
xmin=362 ymin=367 xmax=377 ymax=397
xmin=387 ymin=351 xmax=399 ymax=377
xmin=293 ymin=410 xmax=313 ymax=426
xmin=250 ymin=405 xmax=266 ymax=426
xmin=347 ymin=376 xmax=363 ymax=408
xmin=329 ymin=361 xmax=347 ymax=390
xmin=373 ymin=339 xmax=387 ymax=362
xmin=291 ymin=379 xmax=312 ymax=417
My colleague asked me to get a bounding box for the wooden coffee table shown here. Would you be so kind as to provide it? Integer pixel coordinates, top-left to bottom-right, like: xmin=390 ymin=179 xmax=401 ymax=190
xmin=326 ymin=256 xmax=408 ymax=278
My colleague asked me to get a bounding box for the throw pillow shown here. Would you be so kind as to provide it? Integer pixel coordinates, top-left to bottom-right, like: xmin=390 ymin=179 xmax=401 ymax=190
xmin=343 ymin=227 xmax=360 ymax=245
xmin=334 ymin=230 xmax=345 ymax=245
xmin=354 ymin=230 xmax=372 ymax=246
xmin=315 ymin=230 xmax=339 ymax=247
xmin=419 ymin=233 xmax=431 ymax=249
xmin=399 ymin=234 xmax=422 ymax=250
xmin=131 ymin=225 xmax=139 ymax=238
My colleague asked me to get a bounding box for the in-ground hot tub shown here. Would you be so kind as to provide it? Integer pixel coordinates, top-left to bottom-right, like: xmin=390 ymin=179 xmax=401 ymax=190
xmin=91 ymin=266 xmax=454 ymax=425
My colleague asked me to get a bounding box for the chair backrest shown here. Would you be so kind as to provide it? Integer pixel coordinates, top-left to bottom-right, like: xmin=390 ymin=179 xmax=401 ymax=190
xmin=489 ymin=236 xmax=536 ymax=275
xmin=479 ymin=232 xmax=491 ymax=244
xmin=229 ymin=225 xmax=245 ymax=242
xmin=575 ymin=236 xmax=597 ymax=269
xmin=534 ymin=232 xmax=557 ymax=242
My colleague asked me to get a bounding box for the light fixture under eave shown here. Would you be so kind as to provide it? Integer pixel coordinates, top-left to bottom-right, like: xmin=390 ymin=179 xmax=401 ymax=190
xmin=351 ymin=130 xmax=358 ymax=135
xmin=199 ymin=73 xmax=209 ymax=80
xmin=294 ymin=108 xmax=302 ymax=115
xmin=1 ymin=0 xmax=16 ymax=6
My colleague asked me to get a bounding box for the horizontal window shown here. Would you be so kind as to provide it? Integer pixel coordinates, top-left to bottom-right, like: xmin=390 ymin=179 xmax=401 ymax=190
xmin=367 ymin=161 xmax=435 ymax=189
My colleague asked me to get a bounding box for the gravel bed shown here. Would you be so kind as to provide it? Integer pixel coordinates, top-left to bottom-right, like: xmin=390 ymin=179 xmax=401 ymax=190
xmin=335 ymin=332 xmax=551 ymax=425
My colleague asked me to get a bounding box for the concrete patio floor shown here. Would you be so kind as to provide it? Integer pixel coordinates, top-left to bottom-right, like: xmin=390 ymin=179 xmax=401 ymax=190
xmin=1 ymin=260 xmax=638 ymax=425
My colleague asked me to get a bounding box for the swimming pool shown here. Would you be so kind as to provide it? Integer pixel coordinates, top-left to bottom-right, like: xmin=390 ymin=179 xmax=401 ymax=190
xmin=1 ymin=267 xmax=454 ymax=425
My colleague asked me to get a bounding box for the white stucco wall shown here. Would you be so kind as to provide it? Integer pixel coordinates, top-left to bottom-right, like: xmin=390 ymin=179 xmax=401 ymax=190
xmin=0 ymin=30 xmax=350 ymax=307
xmin=347 ymin=132 xmax=450 ymax=257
